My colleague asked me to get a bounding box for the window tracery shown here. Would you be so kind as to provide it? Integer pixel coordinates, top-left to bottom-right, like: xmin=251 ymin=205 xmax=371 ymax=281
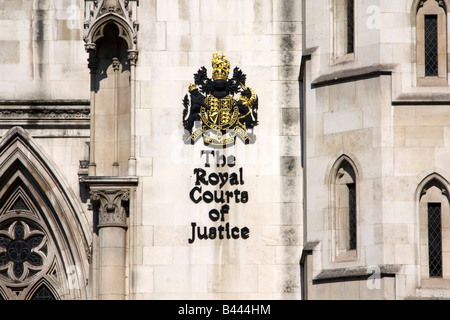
xmin=0 ymin=194 xmax=59 ymax=300
xmin=0 ymin=220 xmax=46 ymax=282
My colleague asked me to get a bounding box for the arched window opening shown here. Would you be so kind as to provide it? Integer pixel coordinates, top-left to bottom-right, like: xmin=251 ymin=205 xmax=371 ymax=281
xmin=95 ymin=23 xmax=130 ymax=83
xmin=30 ymin=284 xmax=57 ymax=301
xmin=83 ymin=0 xmax=140 ymax=177
xmin=416 ymin=0 xmax=448 ymax=85
xmin=419 ymin=177 xmax=450 ymax=280
xmin=0 ymin=181 xmax=64 ymax=300
xmin=331 ymin=156 xmax=358 ymax=261
xmin=88 ymin=20 xmax=132 ymax=177
xmin=0 ymin=127 xmax=91 ymax=300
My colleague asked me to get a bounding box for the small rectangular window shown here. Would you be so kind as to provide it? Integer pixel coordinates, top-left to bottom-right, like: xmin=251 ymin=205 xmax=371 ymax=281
xmin=347 ymin=0 xmax=355 ymax=54
xmin=424 ymin=15 xmax=438 ymax=77
xmin=348 ymin=183 xmax=356 ymax=250
xmin=333 ymin=0 xmax=356 ymax=61
xmin=428 ymin=202 xmax=442 ymax=277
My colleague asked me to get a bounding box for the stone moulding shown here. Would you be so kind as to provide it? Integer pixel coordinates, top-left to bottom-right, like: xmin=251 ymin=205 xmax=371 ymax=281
xmin=392 ymin=93 xmax=450 ymax=105
xmin=417 ymin=0 xmax=447 ymax=11
xmin=300 ymin=241 xmax=401 ymax=285
xmin=0 ymin=107 xmax=90 ymax=119
xmin=0 ymin=99 xmax=90 ymax=106
xmin=83 ymin=0 xmax=139 ymax=51
xmin=89 ymin=189 xmax=130 ymax=228
xmin=312 ymin=265 xmax=402 ymax=284
xmin=0 ymin=100 xmax=90 ymax=129
xmin=79 ymin=176 xmax=139 ymax=186
xmin=80 ymin=176 xmax=138 ymax=229
xmin=311 ymin=64 xmax=397 ymax=88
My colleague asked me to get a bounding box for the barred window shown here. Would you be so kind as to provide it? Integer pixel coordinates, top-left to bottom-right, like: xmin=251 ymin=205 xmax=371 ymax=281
xmin=428 ymin=203 xmax=442 ymax=277
xmin=347 ymin=0 xmax=355 ymax=54
xmin=418 ymin=176 xmax=450 ymax=281
xmin=416 ymin=0 xmax=447 ymax=85
xmin=425 ymin=15 xmax=438 ymax=76
xmin=333 ymin=0 xmax=355 ymax=61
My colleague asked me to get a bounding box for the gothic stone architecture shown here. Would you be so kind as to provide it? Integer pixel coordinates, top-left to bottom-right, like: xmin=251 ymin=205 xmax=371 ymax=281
xmin=0 ymin=0 xmax=449 ymax=300
xmin=301 ymin=0 xmax=450 ymax=299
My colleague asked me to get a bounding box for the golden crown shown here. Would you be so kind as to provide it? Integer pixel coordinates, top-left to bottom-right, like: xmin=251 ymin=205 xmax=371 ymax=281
xmin=212 ymin=52 xmax=230 ymax=80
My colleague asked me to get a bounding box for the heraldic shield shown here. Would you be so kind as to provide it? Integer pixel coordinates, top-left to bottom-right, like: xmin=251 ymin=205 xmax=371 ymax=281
xmin=182 ymin=52 xmax=259 ymax=147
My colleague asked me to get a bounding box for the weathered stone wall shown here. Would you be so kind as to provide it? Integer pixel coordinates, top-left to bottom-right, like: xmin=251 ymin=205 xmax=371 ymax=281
xmin=0 ymin=0 xmax=89 ymax=100
xmin=302 ymin=0 xmax=450 ymax=299
xmin=0 ymin=0 xmax=90 ymax=228
xmin=0 ymin=0 xmax=302 ymax=300
xmin=132 ymin=0 xmax=302 ymax=299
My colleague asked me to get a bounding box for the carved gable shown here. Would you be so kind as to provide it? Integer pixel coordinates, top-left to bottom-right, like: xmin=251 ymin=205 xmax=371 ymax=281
xmin=83 ymin=0 xmax=139 ymax=48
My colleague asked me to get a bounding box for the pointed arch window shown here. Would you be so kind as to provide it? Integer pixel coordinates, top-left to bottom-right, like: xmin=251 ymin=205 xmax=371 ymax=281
xmin=83 ymin=0 xmax=139 ymax=177
xmin=416 ymin=0 xmax=448 ymax=85
xmin=30 ymin=285 xmax=56 ymax=300
xmin=331 ymin=156 xmax=358 ymax=261
xmin=0 ymin=127 xmax=91 ymax=300
xmin=418 ymin=176 xmax=450 ymax=281
xmin=0 ymin=191 xmax=59 ymax=300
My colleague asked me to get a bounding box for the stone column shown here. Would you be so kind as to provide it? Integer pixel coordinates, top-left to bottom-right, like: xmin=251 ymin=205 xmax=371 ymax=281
xmin=85 ymin=43 xmax=98 ymax=177
xmin=90 ymin=189 xmax=130 ymax=300
xmin=112 ymin=57 xmax=121 ymax=176
xmin=127 ymin=50 xmax=138 ymax=176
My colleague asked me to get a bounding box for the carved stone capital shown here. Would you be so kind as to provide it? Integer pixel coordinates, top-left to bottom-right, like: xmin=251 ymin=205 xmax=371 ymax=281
xmin=127 ymin=50 xmax=138 ymax=66
xmin=84 ymin=43 xmax=96 ymax=53
xmin=89 ymin=189 xmax=130 ymax=228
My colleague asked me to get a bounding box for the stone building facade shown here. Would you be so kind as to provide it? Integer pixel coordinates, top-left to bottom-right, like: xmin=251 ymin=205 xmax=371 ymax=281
xmin=0 ymin=0 xmax=301 ymax=300
xmin=1 ymin=0 xmax=450 ymax=301
xmin=300 ymin=0 xmax=450 ymax=299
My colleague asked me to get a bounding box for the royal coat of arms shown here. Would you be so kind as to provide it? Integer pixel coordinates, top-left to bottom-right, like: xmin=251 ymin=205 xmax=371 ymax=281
xmin=182 ymin=52 xmax=259 ymax=147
